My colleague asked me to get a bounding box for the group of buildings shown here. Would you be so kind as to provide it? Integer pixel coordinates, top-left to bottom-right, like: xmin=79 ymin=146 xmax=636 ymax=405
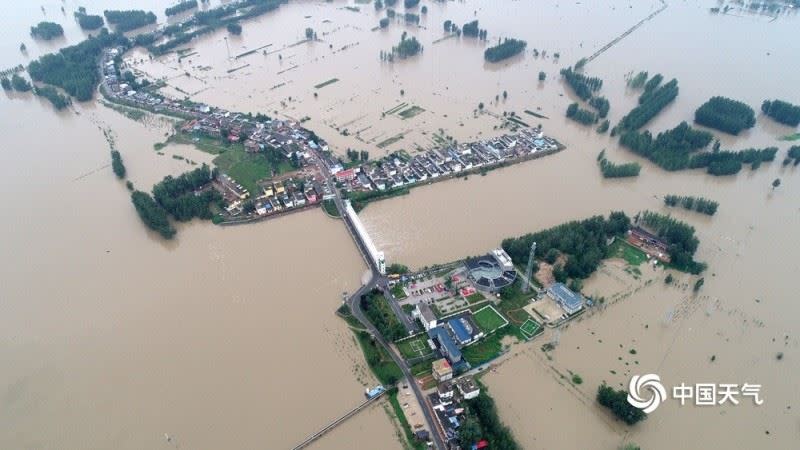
xmin=427 ymin=374 xmax=483 ymax=447
xmin=333 ymin=129 xmax=560 ymax=194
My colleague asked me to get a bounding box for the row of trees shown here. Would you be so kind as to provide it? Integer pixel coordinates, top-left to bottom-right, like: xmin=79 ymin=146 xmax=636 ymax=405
xmin=589 ymin=96 xmax=610 ymax=118
xmin=597 ymin=384 xmax=646 ymax=425
xmin=627 ymin=70 xmax=648 ymax=89
xmin=28 ymin=28 xmax=130 ymax=101
xmin=501 ymin=212 xmax=631 ymax=280
xmin=75 ymin=8 xmax=104 ymax=30
xmin=165 ymin=1 xmax=199 ymax=16
xmin=619 ymin=121 xmax=713 ymax=171
xmin=566 ymin=102 xmax=597 ymax=125
xmin=663 ymin=195 xmax=719 ymax=216
xmin=761 ymin=99 xmax=800 ymax=127
xmin=637 ymin=210 xmax=705 ymax=273
xmin=617 ymin=77 xmax=679 ymax=131
xmin=597 ymin=150 xmax=641 ymax=178
xmin=694 ymin=96 xmax=756 ymax=135
xmin=103 ymin=10 xmax=157 ymax=33
xmin=691 ymin=146 xmax=777 ymax=175
xmin=462 ymin=20 xmax=487 ymax=39
xmin=111 ymin=150 xmax=126 ymax=178
xmin=30 ymin=22 xmax=64 ymax=40
xmin=346 ymin=148 xmax=369 ymax=162
xmin=484 ymin=38 xmax=526 ymax=62
xmin=460 ymin=390 xmax=521 ymax=450
xmin=131 ymin=191 xmax=176 ymax=239
xmin=393 ymin=33 xmax=422 ymax=59
xmin=559 ymin=67 xmax=603 ymax=101
xmin=360 ymin=289 xmax=406 ymax=341
xmin=150 ymin=0 xmax=285 ymax=55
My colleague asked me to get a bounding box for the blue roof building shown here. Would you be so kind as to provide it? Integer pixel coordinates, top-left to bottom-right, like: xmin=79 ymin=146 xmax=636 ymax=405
xmin=429 ymin=326 xmax=462 ymax=363
xmin=447 ymin=318 xmax=473 ymax=345
xmin=547 ymin=283 xmax=584 ymax=315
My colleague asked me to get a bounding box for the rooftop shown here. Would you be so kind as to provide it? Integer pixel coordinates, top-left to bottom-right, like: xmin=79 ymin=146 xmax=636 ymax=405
xmin=548 ymin=283 xmax=584 ymax=311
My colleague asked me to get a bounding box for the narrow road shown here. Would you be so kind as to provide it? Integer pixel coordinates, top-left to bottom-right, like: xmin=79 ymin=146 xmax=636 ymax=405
xmin=317 ymin=164 xmax=445 ymax=450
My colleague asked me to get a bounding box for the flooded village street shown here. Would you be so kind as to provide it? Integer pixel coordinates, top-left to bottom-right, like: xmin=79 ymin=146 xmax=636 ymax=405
xmin=2 ymin=1 xmax=800 ymax=449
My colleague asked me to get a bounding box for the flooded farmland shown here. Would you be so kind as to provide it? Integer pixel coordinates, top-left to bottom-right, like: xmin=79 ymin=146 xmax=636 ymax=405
xmin=2 ymin=0 xmax=800 ymax=449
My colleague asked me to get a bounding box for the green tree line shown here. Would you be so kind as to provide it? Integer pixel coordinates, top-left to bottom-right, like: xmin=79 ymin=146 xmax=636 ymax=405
xmin=131 ymin=191 xmax=176 ymax=239
xmin=597 ymin=150 xmax=641 ymax=178
xmin=484 ymin=38 xmax=526 ymax=63
xmin=589 ymin=96 xmax=610 ymax=118
xmin=566 ymin=102 xmax=597 ymax=125
xmin=460 ymin=389 xmax=521 ymax=450
xmin=560 ymin=66 xmax=603 ymax=101
xmin=597 ymin=384 xmax=646 ymax=425
xmin=151 ymin=163 xmax=221 ymax=222
xmin=664 ymin=195 xmax=718 ymax=216
xmin=75 ymin=10 xmax=105 ymax=30
xmin=694 ymin=96 xmax=756 ymax=135
xmin=618 ymin=121 xmax=713 ymax=171
xmin=617 ymin=77 xmax=678 ymax=131
xmin=165 ymin=1 xmax=199 ymax=16
xmin=761 ymin=99 xmax=800 ymax=127
xmin=111 ymin=150 xmax=126 ymax=178
xmin=502 ymin=212 xmax=631 ymax=281
xmin=103 ymin=10 xmax=157 ymax=33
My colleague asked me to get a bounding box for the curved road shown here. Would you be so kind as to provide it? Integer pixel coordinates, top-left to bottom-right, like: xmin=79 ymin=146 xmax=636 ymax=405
xmin=321 ymin=168 xmax=445 ymax=450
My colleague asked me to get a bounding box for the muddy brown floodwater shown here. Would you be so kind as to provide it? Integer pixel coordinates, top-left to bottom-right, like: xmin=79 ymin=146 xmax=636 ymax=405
xmin=2 ymin=0 xmax=799 ymax=449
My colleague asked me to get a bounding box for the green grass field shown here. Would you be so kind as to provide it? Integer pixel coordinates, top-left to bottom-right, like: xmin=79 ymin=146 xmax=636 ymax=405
xmin=397 ymin=105 xmax=425 ymax=119
xmin=466 ymin=292 xmax=486 ymax=304
xmin=608 ymin=238 xmax=648 ymax=266
xmin=212 ymin=147 xmax=293 ymax=194
xmin=520 ymin=318 xmax=541 ymax=337
xmin=396 ymin=334 xmax=432 ymax=360
xmin=473 ymin=306 xmax=508 ymax=333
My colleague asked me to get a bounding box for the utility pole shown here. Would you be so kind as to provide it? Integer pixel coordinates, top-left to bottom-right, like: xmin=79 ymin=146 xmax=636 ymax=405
xmin=224 ymin=36 xmax=231 ymax=60
xmin=523 ymin=241 xmax=537 ymax=294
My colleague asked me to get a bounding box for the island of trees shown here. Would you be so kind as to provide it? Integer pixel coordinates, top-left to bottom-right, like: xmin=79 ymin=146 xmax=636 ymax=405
xmin=617 ymin=76 xmax=679 ymax=131
xmin=384 ymin=32 xmax=422 ymax=60
xmin=103 ymin=10 xmax=157 ymax=33
xmin=33 ymin=86 xmax=71 ymax=110
xmin=597 ymin=150 xmax=641 ymax=178
xmin=111 ymin=150 xmax=126 ymax=178
xmin=597 ymin=384 xmax=646 ymax=425
xmin=663 ymin=195 xmax=718 ymax=216
xmin=559 ymin=67 xmax=602 ymax=101
xmin=462 ymin=20 xmax=487 ymax=39
xmin=566 ymin=102 xmax=597 ymax=125
xmin=30 ymin=22 xmax=64 ymax=40
xmin=694 ymin=96 xmax=756 ymax=135
xmin=74 ymin=8 xmax=105 ymax=30
xmin=787 ymin=146 xmax=800 ymax=166
xmin=619 ymin=121 xmax=776 ymax=175
xmin=166 ymin=1 xmax=199 ymax=16
xmin=761 ymin=99 xmax=800 ymax=127
xmin=28 ymin=28 xmax=130 ymax=101
xmin=404 ymin=0 xmax=420 ymax=7
xmin=227 ymin=23 xmax=242 ymax=35
xmin=484 ymin=38 xmax=526 ymax=62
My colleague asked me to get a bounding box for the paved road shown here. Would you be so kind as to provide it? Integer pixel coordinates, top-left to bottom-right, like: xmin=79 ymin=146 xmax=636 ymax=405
xmin=319 ymin=164 xmax=445 ymax=450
